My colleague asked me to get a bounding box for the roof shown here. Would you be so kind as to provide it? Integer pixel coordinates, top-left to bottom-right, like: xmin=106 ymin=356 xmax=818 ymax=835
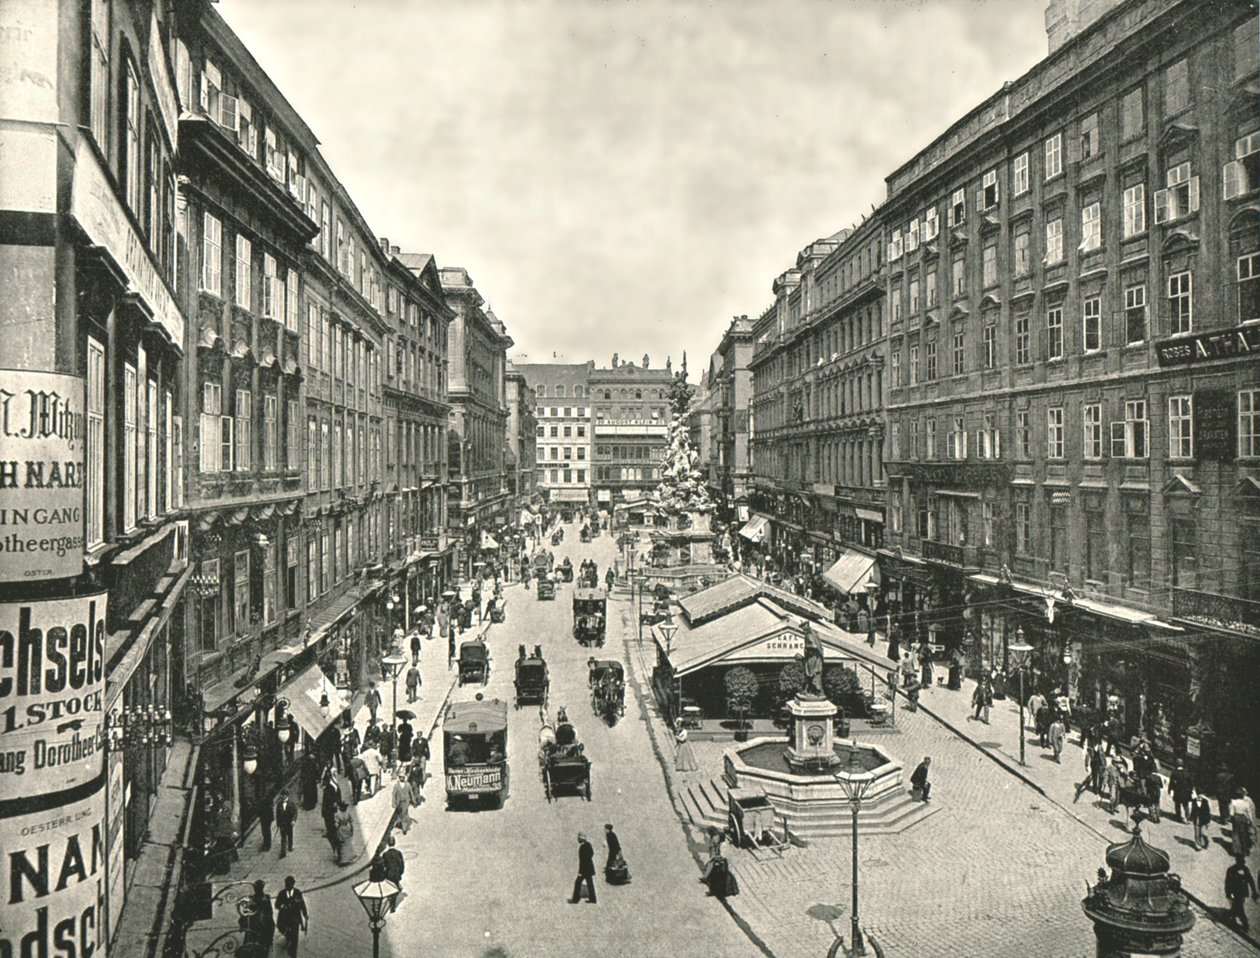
xmin=444 ymin=698 xmax=507 ymax=733
xmin=679 ymin=574 xmax=831 ymax=627
xmin=396 ymin=252 xmax=433 ymax=272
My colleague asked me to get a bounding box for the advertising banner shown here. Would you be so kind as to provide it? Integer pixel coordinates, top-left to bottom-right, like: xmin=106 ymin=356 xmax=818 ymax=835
xmin=0 ymin=593 xmax=108 ymax=796
xmin=0 ymin=370 xmax=86 ymax=582
xmin=446 ymin=765 xmax=503 ymax=793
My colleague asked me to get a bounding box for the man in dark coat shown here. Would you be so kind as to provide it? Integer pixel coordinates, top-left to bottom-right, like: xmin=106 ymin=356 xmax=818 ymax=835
xmin=257 ymin=793 xmax=274 ymax=851
xmin=604 ymin=823 xmax=622 ymax=871
xmin=910 ymin=756 xmax=932 ymax=801
xmin=1226 ymin=855 xmax=1259 ymax=933
xmin=380 ymin=835 xmax=406 ymax=895
xmin=275 ymin=793 xmax=298 ymax=858
xmin=241 ymin=880 xmax=275 ymax=957
xmin=1168 ymin=763 xmax=1193 ymax=822
xmin=274 ymin=876 xmax=308 ymax=957
xmin=568 ymin=832 xmax=597 ymax=903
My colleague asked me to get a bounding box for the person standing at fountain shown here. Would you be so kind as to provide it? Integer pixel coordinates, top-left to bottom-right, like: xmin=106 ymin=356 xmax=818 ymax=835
xmin=674 ymin=722 xmax=699 ymax=772
xmin=910 ymin=756 xmax=932 ymax=801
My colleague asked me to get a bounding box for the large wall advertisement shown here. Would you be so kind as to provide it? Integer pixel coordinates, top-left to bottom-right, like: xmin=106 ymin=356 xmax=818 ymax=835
xmin=0 ymin=594 xmax=108 ymax=958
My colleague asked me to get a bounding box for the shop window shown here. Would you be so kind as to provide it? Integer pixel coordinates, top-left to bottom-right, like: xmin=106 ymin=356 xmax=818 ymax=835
xmin=199 ymin=558 xmax=222 ymax=651
xmin=1170 ymin=517 xmax=1197 ymax=589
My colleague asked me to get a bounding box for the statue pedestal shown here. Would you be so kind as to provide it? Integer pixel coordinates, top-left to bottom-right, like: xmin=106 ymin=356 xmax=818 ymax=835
xmin=784 ymin=695 xmax=840 ymax=773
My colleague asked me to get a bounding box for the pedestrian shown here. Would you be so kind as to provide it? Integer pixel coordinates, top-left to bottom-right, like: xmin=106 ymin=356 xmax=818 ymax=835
xmin=405 ymin=664 xmax=421 ymax=703
xmin=240 ymin=880 xmax=275 ymax=958
xmin=275 ymin=792 xmax=298 ymax=858
xmin=275 ymin=876 xmax=308 ymax=957
xmin=1229 ymin=787 xmax=1257 ymax=858
xmin=321 ymin=772 xmax=340 ymax=840
xmin=1225 ymin=855 xmax=1259 ymax=933
xmin=1168 ymin=764 xmax=1193 ymax=823
xmin=1049 ymin=716 xmax=1066 ymax=762
xmin=348 ymin=754 xmax=369 ymax=804
xmin=1035 ymin=702 xmax=1052 ymax=749
xmin=603 ymin=822 xmax=622 ymax=872
xmin=333 ymin=802 xmax=355 ymax=866
xmin=568 ymin=832 xmax=597 ymax=904
xmin=910 ymin=756 xmax=932 ymax=801
xmin=380 ymin=835 xmax=406 ymax=907
xmin=1191 ymin=790 xmax=1213 ymax=850
xmin=606 ymin=568 xmax=615 ymax=593
xmin=1073 ymin=746 xmax=1098 ymax=804
xmin=392 ymin=771 xmax=414 ymax=835
xmin=1026 ymin=690 xmax=1046 ymax=731
xmin=360 ymin=744 xmax=383 ymax=796
xmin=1103 ymin=756 xmax=1122 ymax=815
xmin=1146 ymin=767 xmax=1163 ymax=823
xmin=408 ymin=758 xmax=425 ymax=805
xmin=674 ymin=723 xmax=699 ymax=773
xmin=972 ymin=680 xmax=992 ymax=724
xmin=410 ymin=630 xmax=422 ymax=666
xmin=380 ymin=722 xmax=396 ymax=769
xmin=257 ymin=793 xmax=274 ymax=851
xmin=398 ymin=717 xmax=415 ymax=764
xmin=413 ymin=732 xmax=431 ymax=787
xmin=1090 ymin=740 xmax=1108 ymax=794
xmin=366 ymin=682 xmax=383 ymax=726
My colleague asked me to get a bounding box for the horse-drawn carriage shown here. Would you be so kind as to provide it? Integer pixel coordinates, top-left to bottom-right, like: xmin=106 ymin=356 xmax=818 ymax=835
xmin=537 ymin=711 xmax=591 ymax=802
xmin=514 ymin=645 xmax=549 ymax=709
xmin=639 ymin=584 xmax=673 ymax=627
xmin=443 ymin=696 xmax=509 ymax=809
xmin=457 ymin=639 xmax=490 ymax=686
xmin=572 ymin=589 xmax=606 ymax=647
xmin=551 ymin=528 xmax=564 ymax=546
xmin=580 ymin=525 xmax=591 ymax=543
xmin=578 ymin=561 xmax=600 ymax=589
xmin=557 ymin=557 xmax=574 ymax=582
xmin=489 ymin=597 xmax=507 ymax=623
xmin=588 ymin=657 xmax=625 ymax=724
xmin=537 ymin=574 xmax=556 ymax=601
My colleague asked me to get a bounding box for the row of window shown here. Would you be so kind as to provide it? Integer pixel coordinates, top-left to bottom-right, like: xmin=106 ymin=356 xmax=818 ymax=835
xmin=200 ymin=214 xmax=301 ymax=328
xmin=305 ymin=413 xmax=381 ymax=492
xmin=544 ymin=445 xmax=587 ymax=461
xmin=199 ymin=382 xmax=301 ymax=475
xmin=538 ymin=423 xmax=588 ymax=438
xmin=543 ymin=468 xmax=587 ymax=484
xmin=890 ymin=389 xmax=1260 ymax=463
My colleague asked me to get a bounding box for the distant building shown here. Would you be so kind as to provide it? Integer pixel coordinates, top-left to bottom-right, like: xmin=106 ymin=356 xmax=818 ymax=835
xmin=590 ymin=355 xmax=674 ymax=507
xmin=506 ymin=362 xmax=539 ymax=506
xmin=512 ymin=361 xmax=594 ymax=506
xmin=713 ymin=315 xmax=757 ymax=513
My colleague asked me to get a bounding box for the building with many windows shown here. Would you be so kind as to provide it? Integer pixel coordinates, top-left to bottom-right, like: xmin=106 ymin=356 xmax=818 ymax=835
xmin=590 ymin=355 xmax=674 ymax=507
xmin=441 ymin=269 xmax=513 ymax=569
xmin=506 ymin=362 xmax=540 ymax=508
xmin=748 ymin=223 xmax=888 ymax=588
xmin=514 ymin=361 xmax=595 ymax=507
xmin=876 ymin=0 xmax=1260 ymax=783
xmin=711 ymin=316 xmax=757 ymax=515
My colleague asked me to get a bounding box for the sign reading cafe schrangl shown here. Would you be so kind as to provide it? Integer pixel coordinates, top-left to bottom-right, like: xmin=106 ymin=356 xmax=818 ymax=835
xmin=0 ymin=369 xmax=86 ymax=582
xmin=0 ymin=594 xmax=108 ymax=958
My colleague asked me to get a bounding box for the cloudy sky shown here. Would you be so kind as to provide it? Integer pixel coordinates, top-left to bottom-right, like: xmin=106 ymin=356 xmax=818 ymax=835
xmin=219 ymin=0 xmax=1047 ymax=372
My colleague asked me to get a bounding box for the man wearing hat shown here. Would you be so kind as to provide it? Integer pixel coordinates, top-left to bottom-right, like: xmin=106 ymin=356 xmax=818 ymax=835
xmin=241 ymin=879 xmax=275 ymax=956
xmin=568 ymin=832 xmax=597 ymax=904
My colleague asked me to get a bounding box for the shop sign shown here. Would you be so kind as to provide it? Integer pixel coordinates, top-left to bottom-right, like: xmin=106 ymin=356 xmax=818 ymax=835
xmin=446 ymin=765 xmax=502 ymax=792
xmin=1194 ymin=389 xmax=1235 ymax=462
xmin=0 ymin=790 xmax=106 ymax=958
xmin=0 ymin=0 xmax=59 ymax=123
xmin=1155 ymin=322 xmax=1260 ymax=367
xmin=0 ymin=371 xmax=85 ymax=582
xmin=1186 ymin=734 xmax=1201 ymax=758
xmin=70 ymin=140 xmax=185 ymax=348
xmin=725 ymin=629 xmax=807 ymax=662
xmin=0 ymin=594 xmax=107 ymax=797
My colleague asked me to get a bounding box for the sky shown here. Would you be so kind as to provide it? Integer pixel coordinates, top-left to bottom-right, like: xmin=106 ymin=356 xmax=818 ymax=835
xmin=218 ymin=0 xmax=1049 ymax=373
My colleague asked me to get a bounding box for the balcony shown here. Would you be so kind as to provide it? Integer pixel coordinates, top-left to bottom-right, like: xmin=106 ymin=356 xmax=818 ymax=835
xmin=1171 ymin=586 xmax=1260 ymax=637
xmin=923 ymin=539 xmax=964 ymax=566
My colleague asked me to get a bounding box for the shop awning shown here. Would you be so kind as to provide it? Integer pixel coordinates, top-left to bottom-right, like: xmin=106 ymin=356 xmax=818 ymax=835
xmin=480 ymin=532 xmax=500 ymax=550
xmin=283 ymin=664 xmax=348 ymax=740
xmin=739 ymin=514 xmax=770 ymax=543
xmin=854 ymin=507 xmax=883 ymax=523
xmin=822 ymin=549 xmax=879 ymax=596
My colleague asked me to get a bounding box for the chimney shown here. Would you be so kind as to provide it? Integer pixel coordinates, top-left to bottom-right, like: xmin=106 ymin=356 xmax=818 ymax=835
xmin=391 ymin=245 xmax=400 ymax=255
xmin=379 ymin=237 xmax=390 ymax=254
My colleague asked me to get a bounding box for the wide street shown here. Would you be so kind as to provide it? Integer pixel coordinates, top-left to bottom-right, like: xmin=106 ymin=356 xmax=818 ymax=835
xmin=296 ymin=523 xmax=759 ymax=958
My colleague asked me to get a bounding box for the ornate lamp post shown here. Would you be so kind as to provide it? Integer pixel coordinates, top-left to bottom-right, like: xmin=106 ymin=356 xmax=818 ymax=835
xmin=353 ymin=878 xmax=401 ymax=958
xmin=381 ymin=653 xmax=407 ymax=738
xmin=833 ymin=756 xmax=877 ymax=957
xmin=864 ymin=579 xmax=879 ymax=647
xmin=1008 ymin=629 xmax=1033 ymax=767
xmin=658 ymin=618 xmax=678 ymax=658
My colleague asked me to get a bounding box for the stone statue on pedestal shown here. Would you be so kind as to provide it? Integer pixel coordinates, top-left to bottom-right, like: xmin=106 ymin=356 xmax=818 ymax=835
xmin=799 ymin=623 xmax=825 ymax=699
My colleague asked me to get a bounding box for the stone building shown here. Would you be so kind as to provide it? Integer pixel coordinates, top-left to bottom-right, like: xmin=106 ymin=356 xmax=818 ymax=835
xmin=590 ymin=355 xmax=674 ymax=507
xmin=441 ymin=268 xmax=513 ymax=571
xmin=712 ymin=316 xmax=757 ymax=518
xmin=748 ymin=222 xmax=888 ymax=585
xmin=506 ymin=362 xmax=540 ymax=508
xmin=384 ymin=248 xmax=456 ymax=623
xmin=513 ymin=361 xmax=595 ymax=508
xmin=878 ymin=0 xmax=1260 ymax=782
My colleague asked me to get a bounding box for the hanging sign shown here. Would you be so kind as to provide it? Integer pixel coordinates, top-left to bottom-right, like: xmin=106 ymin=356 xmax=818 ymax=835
xmin=0 ymin=370 xmax=86 ymax=581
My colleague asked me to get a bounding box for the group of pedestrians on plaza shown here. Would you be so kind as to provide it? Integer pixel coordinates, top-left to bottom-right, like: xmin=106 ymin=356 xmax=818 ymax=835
xmin=568 ymin=824 xmax=631 ymax=903
xmin=237 ymin=876 xmax=309 ymax=957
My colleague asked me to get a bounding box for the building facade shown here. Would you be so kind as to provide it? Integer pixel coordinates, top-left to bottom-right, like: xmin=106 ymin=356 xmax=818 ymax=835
xmin=441 ymin=269 xmax=513 ymax=570
xmin=0 ymin=3 xmax=190 ymax=955
xmin=712 ymin=315 xmax=757 ymax=515
xmin=878 ymin=0 xmax=1260 ymax=783
xmin=514 ymin=361 xmax=595 ymax=507
xmin=383 ymin=248 xmax=455 ymax=629
xmin=590 ymin=355 xmax=674 ymax=507
xmin=505 ymin=362 xmax=539 ymax=508
xmin=748 ymin=223 xmax=888 ymax=582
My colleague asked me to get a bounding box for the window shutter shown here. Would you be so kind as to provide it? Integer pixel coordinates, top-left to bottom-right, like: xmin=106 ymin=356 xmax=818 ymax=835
xmin=1224 ymin=160 xmax=1245 ymax=199
xmin=199 ymin=71 xmax=208 ymax=112
xmin=946 ymin=203 xmax=955 ymax=228
xmin=1188 ymin=175 xmax=1200 ymax=213
xmin=1153 ymin=188 xmax=1170 ymax=223
xmin=993 ymin=429 xmax=1002 ymax=460
xmin=220 ymin=94 xmax=238 ymax=130
xmin=221 ymin=416 xmax=234 ymax=472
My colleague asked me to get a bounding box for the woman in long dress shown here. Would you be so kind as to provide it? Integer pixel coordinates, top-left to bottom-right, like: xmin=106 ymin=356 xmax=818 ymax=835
xmin=674 ymin=723 xmax=699 ymax=772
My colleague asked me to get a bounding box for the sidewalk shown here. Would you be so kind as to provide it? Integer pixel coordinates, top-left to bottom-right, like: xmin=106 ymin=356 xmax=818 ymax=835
xmin=816 ymin=620 xmax=1260 ymax=949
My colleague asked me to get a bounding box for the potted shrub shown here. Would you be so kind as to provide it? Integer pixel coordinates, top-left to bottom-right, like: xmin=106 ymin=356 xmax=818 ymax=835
xmin=724 ymin=666 xmax=758 ymax=741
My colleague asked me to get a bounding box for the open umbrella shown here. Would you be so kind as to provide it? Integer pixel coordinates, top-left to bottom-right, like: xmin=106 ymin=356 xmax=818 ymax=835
xmin=394 ymin=709 xmax=417 ymax=722
xmin=414 ymin=604 xmax=429 ymax=613
xmin=442 ymin=590 xmax=457 ymax=599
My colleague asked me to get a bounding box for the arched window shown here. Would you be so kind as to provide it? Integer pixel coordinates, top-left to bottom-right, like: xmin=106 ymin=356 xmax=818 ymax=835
xmin=604 ymin=390 xmax=611 ymax=400
xmin=556 ymin=384 xmax=566 ymax=397
xmin=574 ymin=384 xmax=585 ymax=398
xmin=635 ymin=390 xmax=642 ymax=400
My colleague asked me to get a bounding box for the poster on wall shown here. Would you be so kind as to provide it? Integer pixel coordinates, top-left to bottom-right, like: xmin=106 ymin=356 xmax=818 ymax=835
xmin=0 ymin=789 xmax=106 ymax=958
xmin=0 ymin=369 xmax=86 ymax=582
xmin=0 ymin=593 xmax=107 ymax=797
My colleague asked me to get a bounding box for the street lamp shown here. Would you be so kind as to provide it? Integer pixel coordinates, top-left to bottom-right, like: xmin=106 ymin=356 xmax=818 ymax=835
xmin=632 ymin=570 xmax=645 ymax=642
xmin=864 ymin=579 xmax=879 ymax=647
xmin=381 ymin=653 xmax=407 ymax=742
xmin=1008 ymin=628 xmax=1033 ymax=767
xmin=353 ymin=878 xmax=401 ymax=958
xmin=658 ymin=618 xmax=678 ymax=657
xmin=834 ymin=755 xmax=877 ymax=957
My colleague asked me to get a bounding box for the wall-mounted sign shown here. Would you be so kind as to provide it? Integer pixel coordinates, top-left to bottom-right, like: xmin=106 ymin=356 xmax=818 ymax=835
xmin=0 ymin=370 xmax=86 ymax=581
xmin=70 ymin=140 xmax=186 ymax=349
xmin=1155 ymin=323 xmax=1260 ymax=367
xmin=1195 ymin=389 xmax=1235 ymax=462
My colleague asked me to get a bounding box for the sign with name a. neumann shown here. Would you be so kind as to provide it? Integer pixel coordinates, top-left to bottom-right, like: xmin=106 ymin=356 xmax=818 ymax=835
xmin=0 ymin=370 xmax=86 ymax=581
